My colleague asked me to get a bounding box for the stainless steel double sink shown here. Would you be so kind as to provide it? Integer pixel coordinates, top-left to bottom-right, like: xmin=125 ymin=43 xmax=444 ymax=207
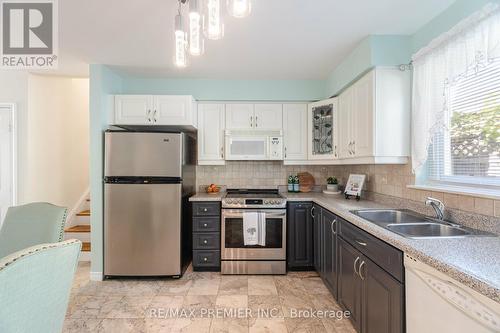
xmin=350 ymin=209 xmax=493 ymax=239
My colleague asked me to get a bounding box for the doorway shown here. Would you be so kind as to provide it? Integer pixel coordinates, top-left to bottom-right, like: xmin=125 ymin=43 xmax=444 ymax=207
xmin=0 ymin=104 xmax=16 ymax=225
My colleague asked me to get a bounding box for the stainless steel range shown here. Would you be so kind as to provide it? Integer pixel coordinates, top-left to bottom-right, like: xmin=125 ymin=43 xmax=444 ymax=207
xmin=221 ymin=189 xmax=286 ymax=274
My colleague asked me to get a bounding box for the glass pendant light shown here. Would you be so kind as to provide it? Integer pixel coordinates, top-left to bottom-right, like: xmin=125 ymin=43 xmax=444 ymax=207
xmin=206 ymin=0 xmax=224 ymax=40
xmin=227 ymin=0 xmax=251 ymax=18
xmin=174 ymin=5 xmax=187 ymax=67
xmin=189 ymin=0 xmax=204 ymax=55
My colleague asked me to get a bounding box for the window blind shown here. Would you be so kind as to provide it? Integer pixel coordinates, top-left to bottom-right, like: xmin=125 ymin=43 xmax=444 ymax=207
xmin=427 ymin=60 xmax=500 ymax=186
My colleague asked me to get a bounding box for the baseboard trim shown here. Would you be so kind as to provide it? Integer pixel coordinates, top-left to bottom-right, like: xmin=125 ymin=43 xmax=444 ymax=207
xmin=90 ymin=271 xmax=103 ymax=281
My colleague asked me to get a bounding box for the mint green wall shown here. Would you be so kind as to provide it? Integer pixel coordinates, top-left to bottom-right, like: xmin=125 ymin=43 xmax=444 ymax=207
xmin=89 ymin=65 xmax=122 ymax=275
xmin=411 ymin=0 xmax=498 ymax=53
xmin=324 ymin=37 xmax=372 ymax=97
xmin=323 ymin=1 xmax=498 ymax=98
xmin=122 ymin=77 xmax=324 ymax=101
xmin=324 ymin=35 xmax=411 ymax=97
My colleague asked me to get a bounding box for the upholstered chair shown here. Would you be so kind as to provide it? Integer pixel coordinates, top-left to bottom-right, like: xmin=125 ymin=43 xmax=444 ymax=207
xmin=0 ymin=203 xmax=67 ymax=259
xmin=0 ymin=239 xmax=81 ymax=333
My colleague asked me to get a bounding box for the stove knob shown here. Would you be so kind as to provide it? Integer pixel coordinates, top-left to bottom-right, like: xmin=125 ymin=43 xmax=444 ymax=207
xmin=264 ymin=200 xmax=269 ymax=204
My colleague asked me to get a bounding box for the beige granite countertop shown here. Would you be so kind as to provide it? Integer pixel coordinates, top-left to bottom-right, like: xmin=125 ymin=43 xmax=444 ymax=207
xmin=190 ymin=191 xmax=500 ymax=303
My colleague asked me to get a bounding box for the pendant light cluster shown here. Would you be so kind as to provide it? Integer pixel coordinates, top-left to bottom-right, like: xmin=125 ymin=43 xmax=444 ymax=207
xmin=174 ymin=0 xmax=252 ymax=67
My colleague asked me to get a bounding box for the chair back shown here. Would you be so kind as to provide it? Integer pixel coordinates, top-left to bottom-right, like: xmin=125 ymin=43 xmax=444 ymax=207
xmin=0 ymin=203 xmax=67 ymax=259
xmin=0 ymin=239 xmax=81 ymax=333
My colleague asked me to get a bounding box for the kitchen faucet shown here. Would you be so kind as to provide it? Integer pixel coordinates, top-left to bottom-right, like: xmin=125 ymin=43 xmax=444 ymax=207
xmin=425 ymin=197 xmax=445 ymax=220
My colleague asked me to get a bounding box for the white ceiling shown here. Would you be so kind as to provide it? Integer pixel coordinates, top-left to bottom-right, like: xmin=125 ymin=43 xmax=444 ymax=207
xmin=57 ymin=0 xmax=455 ymax=79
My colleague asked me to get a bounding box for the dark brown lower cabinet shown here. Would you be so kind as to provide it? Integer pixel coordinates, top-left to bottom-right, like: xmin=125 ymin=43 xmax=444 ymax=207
xmin=287 ymin=202 xmax=314 ymax=270
xmin=361 ymin=257 xmax=403 ymax=333
xmin=338 ymin=238 xmax=362 ymax=332
xmin=321 ymin=208 xmax=338 ymax=298
xmin=338 ymin=238 xmax=403 ymax=333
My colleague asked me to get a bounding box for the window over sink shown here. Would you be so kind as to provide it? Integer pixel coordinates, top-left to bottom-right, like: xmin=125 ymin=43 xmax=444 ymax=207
xmin=426 ymin=60 xmax=500 ymax=190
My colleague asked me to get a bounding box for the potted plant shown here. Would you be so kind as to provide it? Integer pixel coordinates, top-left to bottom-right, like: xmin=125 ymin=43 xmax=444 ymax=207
xmin=327 ymin=177 xmax=339 ymax=192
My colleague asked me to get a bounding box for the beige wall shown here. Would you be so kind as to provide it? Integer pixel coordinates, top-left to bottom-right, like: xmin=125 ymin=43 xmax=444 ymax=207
xmin=24 ymin=75 xmax=89 ymax=210
xmin=197 ymin=162 xmax=500 ymax=218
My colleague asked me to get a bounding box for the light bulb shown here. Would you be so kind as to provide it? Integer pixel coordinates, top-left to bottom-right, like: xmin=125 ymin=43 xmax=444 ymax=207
xmin=227 ymin=0 xmax=251 ymax=18
xmin=174 ymin=14 xmax=187 ymax=67
xmin=189 ymin=0 xmax=204 ymax=56
xmin=206 ymin=0 xmax=224 ymax=40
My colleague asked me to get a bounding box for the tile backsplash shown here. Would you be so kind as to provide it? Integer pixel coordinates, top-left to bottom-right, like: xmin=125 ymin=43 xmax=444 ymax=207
xmin=196 ymin=161 xmax=338 ymax=189
xmin=197 ymin=161 xmax=500 ymax=220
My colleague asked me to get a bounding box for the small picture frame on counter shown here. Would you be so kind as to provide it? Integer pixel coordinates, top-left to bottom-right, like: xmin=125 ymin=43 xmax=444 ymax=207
xmin=344 ymin=174 xmax=366 ymax=201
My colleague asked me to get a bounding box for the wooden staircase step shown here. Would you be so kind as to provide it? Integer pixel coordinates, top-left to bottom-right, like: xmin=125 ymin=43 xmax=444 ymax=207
xmin=65 ymin=225 xmax=90 ymax=233
xmin=82 ymin=242 xmax=91 ymax=252
xmin=77 ymin=210 xmax=90 ymax=217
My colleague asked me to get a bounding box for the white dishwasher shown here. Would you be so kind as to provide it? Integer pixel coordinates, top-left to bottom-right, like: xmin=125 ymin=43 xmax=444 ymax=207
xmin=405 ymin=254 xmax=500 ymax=333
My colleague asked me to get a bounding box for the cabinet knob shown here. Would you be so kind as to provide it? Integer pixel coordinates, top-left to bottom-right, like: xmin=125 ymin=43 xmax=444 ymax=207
xmin=203 ymin=240 xmax=208 ymax=244
xmin=203 ymin=223 xmax=208 ymax=227
xmin=203 ymin=208 xmax=208 ymax=212
xmin=203 ymin=257 xmax=208 ymax=262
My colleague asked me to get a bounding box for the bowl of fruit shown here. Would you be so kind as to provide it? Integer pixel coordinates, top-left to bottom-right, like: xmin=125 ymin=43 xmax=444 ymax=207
xmin=206 ymin=184 xmax=221 ymax=194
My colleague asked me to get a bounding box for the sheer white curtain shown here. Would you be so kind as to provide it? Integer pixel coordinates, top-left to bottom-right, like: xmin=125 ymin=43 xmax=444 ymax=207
xmin=411 ymin=3 xmax=500 ymax=174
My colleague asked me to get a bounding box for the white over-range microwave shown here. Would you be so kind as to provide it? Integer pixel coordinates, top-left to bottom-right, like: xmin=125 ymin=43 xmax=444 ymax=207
xmin=225 ymin=130 xmax=283 ymax=160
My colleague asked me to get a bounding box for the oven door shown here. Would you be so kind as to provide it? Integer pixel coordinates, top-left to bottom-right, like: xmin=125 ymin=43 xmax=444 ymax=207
xmin=221 ymin=209 xmax=286 ymax=260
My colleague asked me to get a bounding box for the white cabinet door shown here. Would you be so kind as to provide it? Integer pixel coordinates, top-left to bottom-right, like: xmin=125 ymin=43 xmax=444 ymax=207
xmin=225 ymin=103 xmax=254 ymax=130
xmin=114 ymin=95 xmax=153 ymax=125
xmin=283 ymin=104 xmax=307 ymax=161
xmin=352 ymin=71 xmax=374 ymax=157
xmin=254 ymin=104 xmax=283 ymax=130
xmin=198 ymin=103 xmax=225 ymax=165
xmin=153 ymin=95 xmax=194 ymax=126
xmin=308 ymin=98 xmax=338 ymax=160
xmin=338 ymin=88 xmax=353 ymax=159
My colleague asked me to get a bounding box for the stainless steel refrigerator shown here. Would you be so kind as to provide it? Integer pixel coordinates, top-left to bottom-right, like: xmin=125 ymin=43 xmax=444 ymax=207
xmin=104 ymin=129 xmax=196 ymax=277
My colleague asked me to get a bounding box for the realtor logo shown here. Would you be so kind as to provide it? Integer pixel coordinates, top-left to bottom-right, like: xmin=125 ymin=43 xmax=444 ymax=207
xmin=1 ymin=0 xmax=58 ymax=69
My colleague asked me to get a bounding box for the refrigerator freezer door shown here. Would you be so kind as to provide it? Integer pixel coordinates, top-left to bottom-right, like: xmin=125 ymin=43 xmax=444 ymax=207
xmin=105 ymin=132 xmax=183 ymax=177
xmin=104 ymin=183 xmax=182 ymax=276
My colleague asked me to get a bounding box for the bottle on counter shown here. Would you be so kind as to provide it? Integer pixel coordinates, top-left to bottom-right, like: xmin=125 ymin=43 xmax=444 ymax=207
xmin=293 ymin=175 xmax=300 ymax=193
xmin=288 ymin=175 xmax=294 ymax=192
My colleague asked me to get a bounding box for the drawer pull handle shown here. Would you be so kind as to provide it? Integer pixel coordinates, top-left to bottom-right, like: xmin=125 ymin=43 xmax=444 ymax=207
xmin=355 ymin=240 xmax=367 ymax=247
xmin=203 ymin=240 xmax=208 ymax=244
xmin=354 ymin=257 xmax=360 ymax=276
xmin=203 ymin=257 xmax=208 ymax=262
xmin=359 ymin=261 xmax=366 ymax=280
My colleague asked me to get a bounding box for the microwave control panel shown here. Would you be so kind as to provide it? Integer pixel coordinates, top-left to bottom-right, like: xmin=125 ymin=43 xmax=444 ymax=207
xmin=269 ymin=137 xmax=283 ymax=160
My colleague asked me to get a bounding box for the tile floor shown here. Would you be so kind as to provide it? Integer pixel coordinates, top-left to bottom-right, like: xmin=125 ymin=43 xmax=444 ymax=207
xmin=64 ymin=262 xmax=356 ymax=333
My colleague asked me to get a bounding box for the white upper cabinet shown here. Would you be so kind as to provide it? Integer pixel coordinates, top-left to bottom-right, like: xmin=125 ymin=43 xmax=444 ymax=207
xmin=114 ymin=95 xmax=153 ymax=125
xmin=226 ymin=103 xmax=283 ymax=130
xmin=254 ymin=104 xmax=283 ymax=130
xmin=283 ymin=103 xmax=308 ymax=162
xmin=338 ymin=88 xmax=354 ymax=159
xmin=154 ymin=95 xmax=197 ymax=127
xmin=225 ymin=104 xmax=255 ymax=130
xmin=338 ymin=67 xmax=410 ymax=163
xmin=113 ymin=95 xmax=197 ymax=128
xmin=307 ymin=98 xmax=339 ymax=160
xmin=198 ymin=103 xmax=225 ymax=165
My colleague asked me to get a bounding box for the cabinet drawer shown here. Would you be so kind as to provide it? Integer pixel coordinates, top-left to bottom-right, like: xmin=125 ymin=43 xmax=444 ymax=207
xmin=193 ymin=202 xmax=220 ymax=216
xmin=339 ymin=219 xmax=403 ymax=282
xmin=193 ymin=233 xmax=220 ymax=250
xmin=193 ymin=217 xmax=220 ymax=232
xmin=193 ymin=250 xmax=220 ymax=267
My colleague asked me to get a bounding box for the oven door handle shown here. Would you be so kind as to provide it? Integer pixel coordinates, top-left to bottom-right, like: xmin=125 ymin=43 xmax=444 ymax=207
xmin=222 ymin=212 xmax=286 ymax=219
